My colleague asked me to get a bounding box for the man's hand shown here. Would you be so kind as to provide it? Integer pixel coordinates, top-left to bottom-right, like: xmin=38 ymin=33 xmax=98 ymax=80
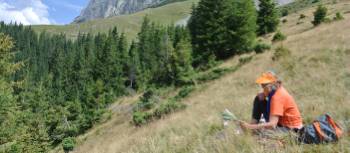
xmin=240 ymin=115 xmax=280 ymax=131
xmin=239 ymin=121 xmax=253 ymax=131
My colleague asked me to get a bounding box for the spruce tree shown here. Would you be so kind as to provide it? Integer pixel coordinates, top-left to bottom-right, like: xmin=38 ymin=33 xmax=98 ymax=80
xmin=137 ymin=16 xmax=155 ymax=84
xmin=224 ymin=0 xmax=257 ymax=55
xmin=0 ymin=33 xmax=21 ymax=146
xmin=257 ymin=0 xmax=280 ymax=35
xmin=156 ymin=30 xmax=174 ymax=85
xmin=189 ymin=0 xmax=257 ymax=64
xmin=172 ymin=39 xmax=195 ymax=85
xmin=188 ymin=0 xmax=228 ymax=65
xmin=128 ymin=41 xmax=142 ymax=89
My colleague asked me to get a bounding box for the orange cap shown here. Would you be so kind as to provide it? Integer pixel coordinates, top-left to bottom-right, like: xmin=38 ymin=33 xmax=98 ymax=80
xmin=256 ymin=72 xmax=277 ymax=84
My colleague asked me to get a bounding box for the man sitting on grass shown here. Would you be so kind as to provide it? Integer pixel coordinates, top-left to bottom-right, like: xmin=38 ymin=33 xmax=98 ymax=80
xmin=240 ymin=71 xmax=303 ymax=132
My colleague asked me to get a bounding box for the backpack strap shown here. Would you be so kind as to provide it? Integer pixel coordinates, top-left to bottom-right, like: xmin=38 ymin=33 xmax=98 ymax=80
xmin=313 ymin=122 xmax=327 ymax=141
xmin=326 ymin=115 xmax=343 ymax=138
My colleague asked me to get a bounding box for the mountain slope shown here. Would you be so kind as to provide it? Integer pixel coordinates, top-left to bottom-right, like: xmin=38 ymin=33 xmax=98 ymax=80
xmin=32 ymin=0 xmax=198 ymax=40
xmin=73 ymin=0 xmax=185 ymax=23
xmin=51 ymin=1 xmax=350 ymax=153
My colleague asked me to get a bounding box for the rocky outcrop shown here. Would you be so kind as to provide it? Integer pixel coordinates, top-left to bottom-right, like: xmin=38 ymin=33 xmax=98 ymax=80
xmin=73 ymin=0 xmax=167 ymax=23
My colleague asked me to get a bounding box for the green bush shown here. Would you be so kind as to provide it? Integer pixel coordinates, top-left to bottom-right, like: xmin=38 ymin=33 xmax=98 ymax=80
xmin=312 ymin=5 xmax=328 ymax=26
xmin=197 ymin=68 xmax=230 ymax=82
xmin=280 ymin=9 xmax=289 ymax=17
xmin=254 ymin=43 xmax=271 ymax=54
xmin=66 ymin=125 xmax=79 ymax=137
xmin=324 ymin=17 xmax=332 ymax=23
xmin=62 ymin=137 xmax=75 ymax=153
xmin=272 ymin=31 xmax=287 ymax=42
xmin=282 ymin=19 xmax=288 ymax=23
xmin=272 ymin=46 xmax=291 ymax=61
xmin=137 ymin=88 xmax=157 ymax=110
xmin=175 ymin=86 xmax=195 ymax=100
xmin=9 ymin=144 xmax=20 ymax=152
xmin=153 ymin=100 xmax=186 ymax=119
xmin=334 ymin=12 xmax=344 ymax=21
xmin=132 ymin=111 xmax=152 ymax=126
xmin=239 ymin=56 xmax=253 ymax=65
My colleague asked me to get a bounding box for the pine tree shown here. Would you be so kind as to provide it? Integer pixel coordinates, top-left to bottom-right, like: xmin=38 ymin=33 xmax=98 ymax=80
xmin=0 ymin=33 xmax=21 ymax=145
xmin=188 ymin=0 xmax=228 ymax=65
xmin=128 ymin=41 xmax=142 ymax=89
xmin=223 ymin=0 xmax=257 ymax=55
xmin=16 ymin=113 xmax=50 ymax=153
xmin=257 ymin=0 xmax=280 ymax=35
xmin=172 ymin=39 xmax=195 ymax=85
xmin=137 ymin=16 xmax=159 ymax=85
xmin=189 ymin=0 xmax=257 ymax=64
xmin=155 ymin=30 xmax=174 ymax=84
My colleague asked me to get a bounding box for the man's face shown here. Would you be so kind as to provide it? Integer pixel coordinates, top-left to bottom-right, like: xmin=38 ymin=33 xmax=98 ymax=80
xmin=261 ymin=83 xmax=272 ymax=96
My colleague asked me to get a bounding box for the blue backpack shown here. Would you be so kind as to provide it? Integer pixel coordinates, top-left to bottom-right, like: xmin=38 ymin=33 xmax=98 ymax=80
xmin=298 ymin=114 xmax=343 ymax=144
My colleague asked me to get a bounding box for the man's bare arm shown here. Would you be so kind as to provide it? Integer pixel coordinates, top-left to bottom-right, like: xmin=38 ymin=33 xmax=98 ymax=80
xmin=241 ymin=115 xmax=279 ymax=130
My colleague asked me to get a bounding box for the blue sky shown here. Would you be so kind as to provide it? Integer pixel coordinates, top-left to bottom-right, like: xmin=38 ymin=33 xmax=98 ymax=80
xmin=0 ymin=0 xmax=88 ymax=25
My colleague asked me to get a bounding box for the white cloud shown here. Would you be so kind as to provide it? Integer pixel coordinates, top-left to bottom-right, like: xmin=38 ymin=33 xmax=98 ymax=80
xmin=0 ymin=0 xmax=53 ymax=25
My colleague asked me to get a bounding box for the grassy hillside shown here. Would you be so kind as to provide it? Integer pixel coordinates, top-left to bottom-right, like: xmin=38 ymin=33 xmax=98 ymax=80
xmin=32 ymin=0 xmax=198 ymax=40
xmin=50 ymin=0 xmax=350 ymax=153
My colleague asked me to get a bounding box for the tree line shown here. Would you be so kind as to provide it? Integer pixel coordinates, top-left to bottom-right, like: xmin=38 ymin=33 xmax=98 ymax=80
xmin=0 ymin=18 xmax=193 ymax=152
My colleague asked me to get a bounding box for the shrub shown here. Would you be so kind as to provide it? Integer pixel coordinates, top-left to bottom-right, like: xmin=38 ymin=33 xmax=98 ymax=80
xmin=254 ymin=43 xmax=271 ymax=54
xmin=153 ymin=100 xmax=186 ymax=119
xmin=272 ymin=46 xmax=291 ymax=61
xmin=299 ymin=14 xmax=306 ymax=19
xmin=324 ymin=17 xmax=332 ymax=23
xmin=141 ymin=88 xmax=156 ymax=102
xmin=281 ymin=9 xmax=289 ymax=17
xmin=334 ymin=12 xmax=344 ymax=21
xmin=138 ymin=88 xmax=158 ymax=110
xmin=9 ymin=143 xmax=21 ymax=153
xmin=312 ymin=5 xmax=328 ymax=26
xmin=65 ymin=125 xmax=79 ymax=137
xmin=282 ymin=19 xmax=288 ymax=23
xmin=272 ymin=31 xmax=287 ymax=42
xmin=197 ymin=68 xmax=230 ymax=82
xmin=132 ymin=111 xmax=152 ymax=126
xmin=175 ymin=86 xmax=195 ymax=100
xmin=239 ymin=56 xmax=253 ymax=65
xmin=62 ymin=137 xmax=75 ymax=153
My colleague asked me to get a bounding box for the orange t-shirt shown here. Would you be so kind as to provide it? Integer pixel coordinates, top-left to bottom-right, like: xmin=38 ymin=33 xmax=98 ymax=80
xmin=270 ymin=86 xmax=303 ymax=129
